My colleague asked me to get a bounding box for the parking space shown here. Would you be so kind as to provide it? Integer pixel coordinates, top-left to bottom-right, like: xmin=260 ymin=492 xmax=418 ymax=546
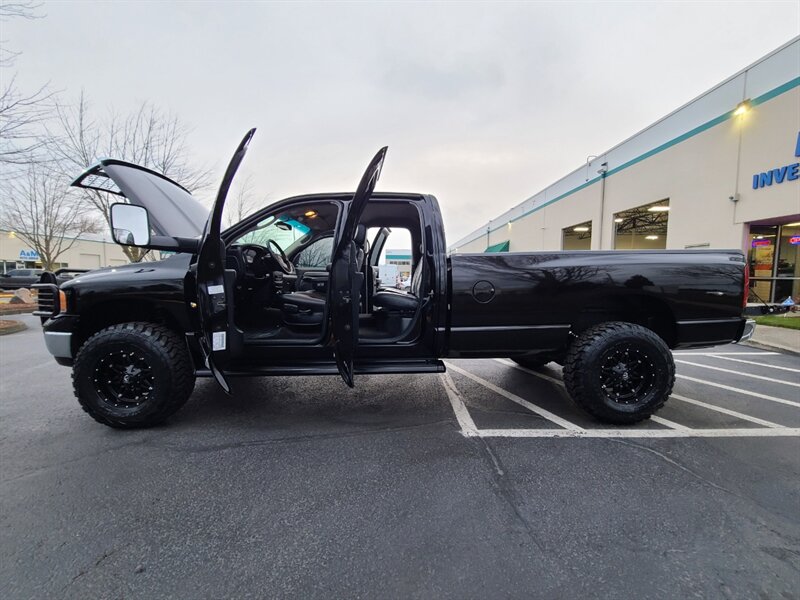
xmin=442 ymin=348 xmax=800 ymax=438
xmin=2 ymin=315 xmax=799 ymax=599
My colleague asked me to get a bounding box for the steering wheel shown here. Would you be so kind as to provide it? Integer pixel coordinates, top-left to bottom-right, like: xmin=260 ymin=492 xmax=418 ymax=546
xmin=239 ymin=244 xmax=270 ymax=278
xmin=267 ymin=239 xmax=294 ymax=274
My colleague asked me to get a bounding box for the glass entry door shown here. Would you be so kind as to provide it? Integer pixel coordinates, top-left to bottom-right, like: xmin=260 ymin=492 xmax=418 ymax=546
xmin=748 ymin=223 xmax=800 ymax=303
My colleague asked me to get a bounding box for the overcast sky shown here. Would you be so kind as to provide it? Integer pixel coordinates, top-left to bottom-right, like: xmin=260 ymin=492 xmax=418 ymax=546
xmin=4 ymin=1 xmax=799 ymax=243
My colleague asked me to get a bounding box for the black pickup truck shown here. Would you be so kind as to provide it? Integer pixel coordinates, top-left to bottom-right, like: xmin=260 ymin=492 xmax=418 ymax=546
xmin=35 ymin=130 xmax=753 ymax=429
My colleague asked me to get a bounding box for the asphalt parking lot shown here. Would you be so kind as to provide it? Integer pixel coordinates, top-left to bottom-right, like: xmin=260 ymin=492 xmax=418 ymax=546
xmin=2 ymin=313 xmax=799 ymax=599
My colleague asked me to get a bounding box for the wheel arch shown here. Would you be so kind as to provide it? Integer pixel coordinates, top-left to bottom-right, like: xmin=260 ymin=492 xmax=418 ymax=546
xmin=570 ymin=293 xmax=677 ymax=348
xmin=73 ymin=299 xmax=188 ymax=355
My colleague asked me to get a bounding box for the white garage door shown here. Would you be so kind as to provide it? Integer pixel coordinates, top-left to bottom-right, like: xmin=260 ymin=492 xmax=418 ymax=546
xmin=79 ymin=254 xmax=101 ymax=268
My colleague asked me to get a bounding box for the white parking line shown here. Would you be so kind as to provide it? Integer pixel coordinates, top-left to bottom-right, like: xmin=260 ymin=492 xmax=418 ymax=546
xmin=675 ymin=359 xmax=800 ymax=388
xmin=497 ymin=358 xmax=786 ymax=428
xmin=650 ymin=415 xmax=691 ymax=430
xmin=669 ymin=393 xmax=783 ymax=428
xmin=439 ymin=372 xmax=479 ymax=437
xmin=495 ymin=359 xmax=691 ymax=431
xmin=706 ymin=354 xmax=800 ymax=374
xmin=445 ymin=362 xmax=583 ymax=431
xmin=475 ymin=428 xmax=800 ymax=439
xmin=676 ymin=374 xmax=800 ymax=408
xmin=442 ymin=360 xmax=799 ymax=439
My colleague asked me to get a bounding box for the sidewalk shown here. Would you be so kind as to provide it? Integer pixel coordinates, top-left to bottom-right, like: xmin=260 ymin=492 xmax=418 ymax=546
xmin=744 ymin=322 xmax=800 ymax=356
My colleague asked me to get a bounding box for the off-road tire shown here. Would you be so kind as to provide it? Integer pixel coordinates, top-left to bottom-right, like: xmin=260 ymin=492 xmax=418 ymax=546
xmin=562 ymin=322 xmax=674 ymax=424
xmin=72 ymin=322 xmax=195 ymax=428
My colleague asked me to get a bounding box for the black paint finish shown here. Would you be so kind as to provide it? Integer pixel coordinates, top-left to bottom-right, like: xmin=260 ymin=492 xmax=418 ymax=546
xmin=43 ymin=193 xmax=747 ymax=374
xmin=447 ymin=250 xmax=746 ymax=356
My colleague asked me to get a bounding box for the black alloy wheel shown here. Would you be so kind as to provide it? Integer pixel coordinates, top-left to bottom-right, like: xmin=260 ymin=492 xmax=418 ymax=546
xmin=93 ymin=348 xmax=155 ymax=408
xmin=598 ymin=343 xmax=656 ymax=404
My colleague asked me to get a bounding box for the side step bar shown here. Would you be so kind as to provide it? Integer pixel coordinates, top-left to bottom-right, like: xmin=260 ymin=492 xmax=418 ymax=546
xmin=196 ymin=359 xmax=445 ymax=378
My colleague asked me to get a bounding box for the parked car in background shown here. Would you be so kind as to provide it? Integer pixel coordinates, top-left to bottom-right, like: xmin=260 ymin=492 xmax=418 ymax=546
xmin=0 ymin=269 xmax=44 ymax=290
xmin=1 ymin=269 xmax=79 ymax=291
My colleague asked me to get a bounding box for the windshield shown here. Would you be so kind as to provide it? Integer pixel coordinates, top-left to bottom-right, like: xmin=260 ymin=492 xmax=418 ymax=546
xmin=232 ymin=201 xmax=339 ymax=254
xmin=235 ymin=215 xmax=312 ymax=250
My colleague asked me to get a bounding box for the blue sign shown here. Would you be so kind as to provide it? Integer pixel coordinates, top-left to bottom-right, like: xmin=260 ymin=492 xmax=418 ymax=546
xmin=752 ymin=131 xmax=800 ymax=190
xmin=19 ymin=249 xmax=39 ymax=261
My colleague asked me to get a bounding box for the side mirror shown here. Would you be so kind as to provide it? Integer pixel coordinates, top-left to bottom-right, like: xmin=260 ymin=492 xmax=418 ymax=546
xmin=110 ymin=203 xmax=151 ymax=246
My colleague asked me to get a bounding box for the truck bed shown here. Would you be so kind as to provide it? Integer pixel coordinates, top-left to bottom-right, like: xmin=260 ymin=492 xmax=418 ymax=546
xmin=446 ymin=250 xmax=747 ymax=357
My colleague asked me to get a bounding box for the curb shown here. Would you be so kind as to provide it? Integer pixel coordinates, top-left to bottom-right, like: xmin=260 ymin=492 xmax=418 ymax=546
xmin=0 ymin=307 xmax=36 ymax=316
xmin=742 ymin=339 xmax=800 ymax=357
xmin=0 ymin=320 xmax=29 ymax=336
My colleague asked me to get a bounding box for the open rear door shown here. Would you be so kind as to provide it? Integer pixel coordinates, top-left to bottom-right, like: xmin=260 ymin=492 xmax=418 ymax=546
xmin=329 ymin=147 xmax=387 ymax=387
xmin=195 ymin=129 xmax=256 ymax=393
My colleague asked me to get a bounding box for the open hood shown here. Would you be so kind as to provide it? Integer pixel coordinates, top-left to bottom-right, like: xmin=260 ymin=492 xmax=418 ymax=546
xmin=72 ymin=160 xmax=209 ymax=240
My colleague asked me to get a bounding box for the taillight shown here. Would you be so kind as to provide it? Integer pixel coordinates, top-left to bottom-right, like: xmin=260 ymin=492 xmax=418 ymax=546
xmin=742 ymin=264 xmax=749 ymax=310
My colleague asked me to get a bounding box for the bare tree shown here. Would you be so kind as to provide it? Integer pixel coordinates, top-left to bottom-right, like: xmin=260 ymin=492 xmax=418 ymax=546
xmin=224 ymin=173 xmax=263 ymax=228
xmin=0 ymin=76 xmax=51 ymax=164
xmin=47 ymin=92 xmax=212 ymax=261
xmin=0 ymin=1 xmax=42 ymax=66
xmin=0 ymin=1 xmax=51 ymax=165
xmin=294 ymin=238 xmax=332 ymax=268
xmin=0 ymin=164 xmax=98 ymax=271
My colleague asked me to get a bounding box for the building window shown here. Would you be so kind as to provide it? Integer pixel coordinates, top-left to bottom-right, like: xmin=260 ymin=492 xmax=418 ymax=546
xmin=613 ymin=199 xmax=669 ymax=250
xmin=562 ymin=221 xmax=592 ymax=250
xmin=748 ymin=222 xmax=800 ymax=303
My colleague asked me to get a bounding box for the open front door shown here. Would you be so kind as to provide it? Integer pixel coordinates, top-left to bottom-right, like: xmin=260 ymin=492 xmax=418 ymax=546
xmin=329 ymin=147 xmax=387 ymax=387
xmin=195 ymin=129 xmax=256 ymax=393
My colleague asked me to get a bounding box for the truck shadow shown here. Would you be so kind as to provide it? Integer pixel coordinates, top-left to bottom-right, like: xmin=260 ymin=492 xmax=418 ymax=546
xmin=171 ymin=373 xmax=453 ymax=431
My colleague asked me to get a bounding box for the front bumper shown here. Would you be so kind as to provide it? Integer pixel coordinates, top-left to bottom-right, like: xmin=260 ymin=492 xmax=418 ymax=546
xmin=44 ymin=331 xmax=72 ymax=358
xmin=41 ymin=314 xmax=80 ymax=364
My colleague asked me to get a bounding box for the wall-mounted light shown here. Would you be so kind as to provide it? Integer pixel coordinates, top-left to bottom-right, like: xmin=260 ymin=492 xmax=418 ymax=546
xmin=733 ymin=99 xmax=751 ymax=117
xmin=645 ymin=235 xmax=659 ymax=240
xmin=647 ymin=206 xmax=670 ymax=212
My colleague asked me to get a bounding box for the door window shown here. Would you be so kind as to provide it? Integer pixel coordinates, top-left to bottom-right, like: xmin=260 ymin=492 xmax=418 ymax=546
xmin=294 ymin=237 xmax=334 ymax=268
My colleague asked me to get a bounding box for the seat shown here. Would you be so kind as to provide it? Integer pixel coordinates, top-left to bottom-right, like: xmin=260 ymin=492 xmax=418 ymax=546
xmin=280 ymin=225 xmax=369 ymax=326
xmin=372 ymin=260 xmax=423 ymax=313
xmin=279 ymin=289 xmax=326 ymax=325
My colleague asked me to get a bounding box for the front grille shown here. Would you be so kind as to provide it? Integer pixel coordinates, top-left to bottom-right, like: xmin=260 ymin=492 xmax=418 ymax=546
xmin=32 ymin=283 xmax=59 ymax=318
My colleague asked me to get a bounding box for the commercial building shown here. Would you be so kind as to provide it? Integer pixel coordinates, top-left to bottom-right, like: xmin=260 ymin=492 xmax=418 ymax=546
xmin=449 ymin=38 xmax=800 ymax=304
xmin=384 ymin=249 xmax=413 ymax=279
xmin=0 ymin=229 xmax=129 ymax=273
